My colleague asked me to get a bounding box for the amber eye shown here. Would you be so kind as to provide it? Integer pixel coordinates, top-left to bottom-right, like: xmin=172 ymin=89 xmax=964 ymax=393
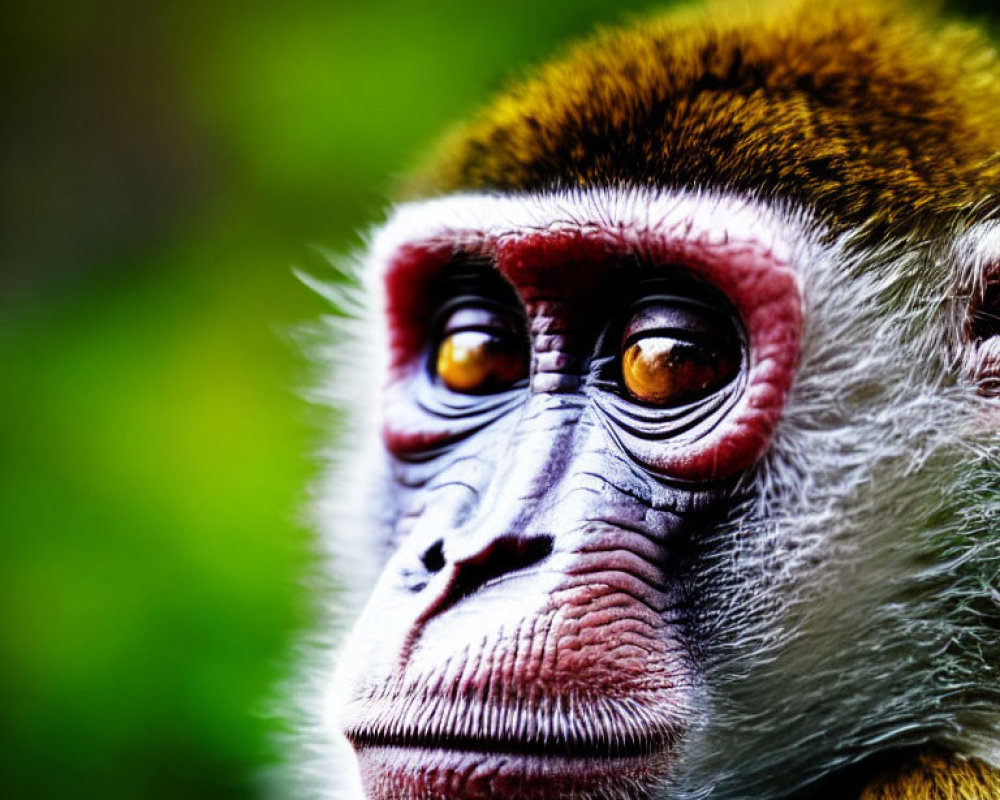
xmin=433 ymin=306 xmax=529 ymax=394
xmin=619 ymin=301 xmax=741 ymax=406
xmin=621 ymin=337 xmax=736 ymax=405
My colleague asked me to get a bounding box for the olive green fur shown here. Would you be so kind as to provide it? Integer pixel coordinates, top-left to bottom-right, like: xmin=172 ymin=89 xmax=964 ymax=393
xmin=413 ymin=0 xmax=1000 ymax=236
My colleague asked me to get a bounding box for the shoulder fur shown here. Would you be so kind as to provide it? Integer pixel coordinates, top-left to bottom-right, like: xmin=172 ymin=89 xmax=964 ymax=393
xmin=860 ymin=750 xmax=1000 ymax=799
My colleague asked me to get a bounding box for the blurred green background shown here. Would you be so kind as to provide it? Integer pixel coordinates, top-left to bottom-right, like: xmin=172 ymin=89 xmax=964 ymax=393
xmin=2 ymin=1 xmax=997 ymax=799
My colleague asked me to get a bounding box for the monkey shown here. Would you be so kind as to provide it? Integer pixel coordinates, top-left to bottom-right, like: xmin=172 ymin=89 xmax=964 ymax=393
xmin=297 ymin=1 xmax=1000 ymax=798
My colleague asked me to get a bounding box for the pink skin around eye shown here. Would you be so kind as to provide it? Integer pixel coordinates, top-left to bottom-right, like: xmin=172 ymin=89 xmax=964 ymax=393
xmin=382 ymin=224 xmax=801 ymax=483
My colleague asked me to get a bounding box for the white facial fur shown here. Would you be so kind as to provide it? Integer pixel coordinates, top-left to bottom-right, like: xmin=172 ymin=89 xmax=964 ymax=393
xmin=289 ymin=188 xmax=1000 ymax=800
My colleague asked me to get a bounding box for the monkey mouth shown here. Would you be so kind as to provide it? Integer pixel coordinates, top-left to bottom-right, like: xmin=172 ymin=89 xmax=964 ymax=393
xmin=345 ymin=723 xmax=672 ymax=760
xmin=344 ymin=700 xmax=678 ymax=800
xmin=341 ymin=686 xmax=680 ymax=758
xmin=348 ymin=736 xmax=672 ymax=800
xmin=353 ymin=746 xmax=667 ymax=800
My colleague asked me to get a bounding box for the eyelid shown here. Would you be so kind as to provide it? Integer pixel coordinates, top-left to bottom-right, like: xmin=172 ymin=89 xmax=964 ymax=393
xmin=440 ymin=305 xmax=522 ymax=336
xmin=622 ymin=304 xmax=735 ymax=349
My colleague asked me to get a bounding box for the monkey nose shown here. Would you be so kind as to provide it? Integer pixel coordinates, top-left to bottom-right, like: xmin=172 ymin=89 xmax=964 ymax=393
xmin=417 ymin=533 xmax=554 ymax=612
xmin=439 ymin=532 xmax=554 ymax=586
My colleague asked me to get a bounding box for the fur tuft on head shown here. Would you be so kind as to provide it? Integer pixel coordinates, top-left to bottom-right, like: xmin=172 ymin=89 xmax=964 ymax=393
xmin=412 ymin=0 xmax=1000 ymax=236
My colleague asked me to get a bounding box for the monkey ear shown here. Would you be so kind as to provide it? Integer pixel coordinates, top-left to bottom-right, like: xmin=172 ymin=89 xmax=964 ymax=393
xmin=964 ymin=265 xmax=1000 ymax=398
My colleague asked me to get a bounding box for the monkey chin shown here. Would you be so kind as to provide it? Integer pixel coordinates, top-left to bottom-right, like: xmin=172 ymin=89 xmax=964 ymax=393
xmin=354 ymin=745 xmax=672 ymax=800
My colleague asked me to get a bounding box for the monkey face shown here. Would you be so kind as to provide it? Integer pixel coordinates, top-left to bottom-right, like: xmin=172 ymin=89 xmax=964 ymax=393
xmin=310 ymin=3 xmax=1000 ymax=799
xmin=333 ymin=192 xmax=801 ymax=799
xmin=323 ymin=187 xmax=1000 ymax=799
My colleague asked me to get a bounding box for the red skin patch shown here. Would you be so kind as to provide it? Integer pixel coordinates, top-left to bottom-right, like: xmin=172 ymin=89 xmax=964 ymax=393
xmin=382 ymin=222 xmax=801 ymax=482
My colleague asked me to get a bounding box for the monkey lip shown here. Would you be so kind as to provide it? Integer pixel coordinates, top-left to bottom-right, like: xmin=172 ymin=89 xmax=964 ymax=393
xmin=351 ymin=740 xmax=670 ymax=800
xmin=342 ymin=687 xmax=678 ymax=761
xmin=346 ymin=726 xmax=671 ymax=759
xmin=346 ymin=714 xmax=676 ymax=799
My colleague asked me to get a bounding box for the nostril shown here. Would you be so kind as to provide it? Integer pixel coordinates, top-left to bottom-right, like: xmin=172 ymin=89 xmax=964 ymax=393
xmin=451 ymin=534 xmax=553 ymax=602
xmin=410 ymin=534 xmax=554 ymax=625
xmin=519 ymin=534 xmax=554 ymax=567
xmin=421 ymin=539 xmax=445 ymax=573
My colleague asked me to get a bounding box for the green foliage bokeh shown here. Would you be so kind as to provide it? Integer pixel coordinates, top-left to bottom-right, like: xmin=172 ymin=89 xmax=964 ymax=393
xmin=1 ymin=1 xmax=997 ymax=798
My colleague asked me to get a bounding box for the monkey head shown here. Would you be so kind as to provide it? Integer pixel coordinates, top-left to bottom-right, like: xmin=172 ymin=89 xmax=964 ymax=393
xmin=303 ymin=2 xmax=1000 ymax=798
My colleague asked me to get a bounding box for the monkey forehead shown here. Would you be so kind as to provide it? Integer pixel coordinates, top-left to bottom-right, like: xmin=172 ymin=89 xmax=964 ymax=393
xmin=368 ymin=187 xmax=800 ymax=268
xmin=411 ymin=0 xmax=1000 ymax=234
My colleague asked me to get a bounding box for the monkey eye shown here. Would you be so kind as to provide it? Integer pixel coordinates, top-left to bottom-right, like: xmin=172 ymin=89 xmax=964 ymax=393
xmin=433 ymin=305 xmax=529 ymax=394
xmin=620 ymin=302 xmax=741 ymax=406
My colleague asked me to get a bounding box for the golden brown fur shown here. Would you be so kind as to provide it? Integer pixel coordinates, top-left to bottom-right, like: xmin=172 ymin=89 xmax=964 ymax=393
xmin=414 ymin=0 xmax=1000 ymax=236
xmin=861 ymin=751 xmax=1000 ymax=799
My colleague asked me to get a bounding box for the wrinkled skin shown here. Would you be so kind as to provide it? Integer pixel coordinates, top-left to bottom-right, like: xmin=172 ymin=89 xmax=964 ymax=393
xmin=333 ymin=196 xmax=805 ymax=800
